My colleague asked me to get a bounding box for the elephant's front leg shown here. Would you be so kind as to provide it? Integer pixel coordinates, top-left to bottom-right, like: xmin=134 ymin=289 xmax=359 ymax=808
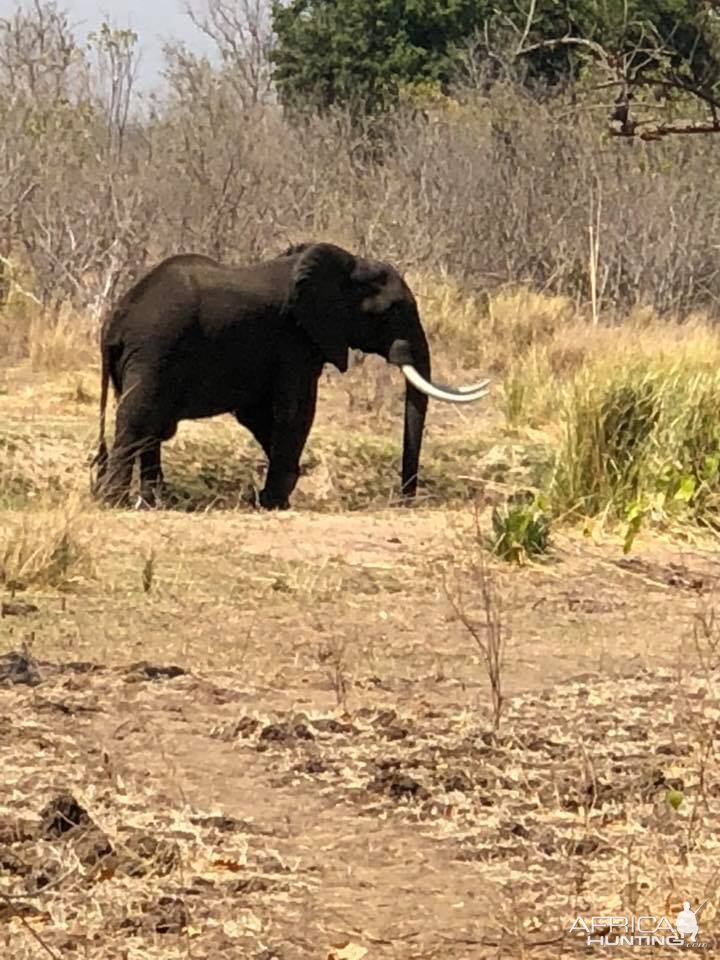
xmin=260 ymin=379 xmax=318 ymax=510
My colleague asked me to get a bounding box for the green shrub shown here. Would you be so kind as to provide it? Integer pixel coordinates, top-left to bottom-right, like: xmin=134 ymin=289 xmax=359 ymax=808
xmin=490 ymin=491 xmax=551 ymax=564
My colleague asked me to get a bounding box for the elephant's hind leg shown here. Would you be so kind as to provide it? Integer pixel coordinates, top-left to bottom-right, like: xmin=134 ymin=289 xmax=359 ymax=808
xmin=100 ymin=383 xmax=175 ymax=508
xmin=100 ymin=433 xmax=141 ymax=506
xmin=236 ymin=404 xmax=273 ymax=459
xmin=139 ymin=440 xmax=167 ymax=507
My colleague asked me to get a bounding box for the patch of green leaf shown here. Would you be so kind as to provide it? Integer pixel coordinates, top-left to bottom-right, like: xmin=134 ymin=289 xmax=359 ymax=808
xmin=490 ymin=491 xmax=552 ymax=564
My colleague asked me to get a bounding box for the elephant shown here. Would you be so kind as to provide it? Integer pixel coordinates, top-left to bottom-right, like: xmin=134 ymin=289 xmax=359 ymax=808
xmin=93 ymin=242 xmax=489 ymax=509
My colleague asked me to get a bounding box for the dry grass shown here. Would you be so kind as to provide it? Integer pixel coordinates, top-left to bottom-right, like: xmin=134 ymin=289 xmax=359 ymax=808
xmin=0 ymin=496 xmax=95 ymax=590
xmin=1 ymin=509 xmax=719 ymax=957
xmin=3 ymin=278 xmax=720 ymax=954
xmin=5 ymin=275 xmax=720 ymax=531
xmin=3 ymin=19 xmax=720 ymax=947
xmin=27 ymin=306 xmax=96 ymax=373
xmin=1 ymin=300 xmax=95 ymax=377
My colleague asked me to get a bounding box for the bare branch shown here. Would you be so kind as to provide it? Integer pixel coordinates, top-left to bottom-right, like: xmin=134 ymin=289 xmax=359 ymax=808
xmin=87 ymin=22 xmax=141 ymax=159
xmin=514 ymin=0 xmax=537 ymax=57
xmin=610 ymin=120 xmax=720 ymax=141
xmin=480 ymin=1 xmax=720 ymax=140
xmin=184 ymin=0 xmax=274 ymax=106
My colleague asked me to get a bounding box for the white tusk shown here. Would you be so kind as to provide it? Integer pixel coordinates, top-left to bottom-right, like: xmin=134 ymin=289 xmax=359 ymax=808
xmin=457 ymin=378 xmax=491 ymax=394
xmin=435 ymin=377 xmax=492 ymax=395
xmin=401 ymin=365 xmax=490 ymax=403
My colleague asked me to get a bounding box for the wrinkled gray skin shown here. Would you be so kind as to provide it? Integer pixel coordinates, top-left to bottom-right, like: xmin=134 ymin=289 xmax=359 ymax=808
xmin=93 ymin=242 xmax=431 ymax=509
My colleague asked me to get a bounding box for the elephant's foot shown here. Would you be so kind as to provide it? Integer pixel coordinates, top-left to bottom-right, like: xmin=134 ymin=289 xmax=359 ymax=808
xmin=137 ymin=482 xmax=171 ymax=510
xmin=258 ymin=489 xmax=291 ymax=510
xmin=259 ymin=470 xmax=298 ymax=510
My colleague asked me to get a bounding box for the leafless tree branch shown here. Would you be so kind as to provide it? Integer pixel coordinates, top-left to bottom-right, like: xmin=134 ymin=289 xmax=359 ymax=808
xmin=183 ymin=0 xmax=274 ymax=106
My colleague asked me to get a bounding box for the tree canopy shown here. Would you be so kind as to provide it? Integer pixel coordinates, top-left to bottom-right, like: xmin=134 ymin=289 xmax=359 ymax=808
xmin=271 ymin=0 xmax=490 ymax=113
xmin=271 ymin=0 xmax=720 ymax=119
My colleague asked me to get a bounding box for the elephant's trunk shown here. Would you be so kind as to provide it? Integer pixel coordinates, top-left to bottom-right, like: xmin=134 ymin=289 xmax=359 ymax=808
xmin=398 ymin=327 xmax=430 ymax=499
xmin=387 ymin=310 xmax=489 ymax=499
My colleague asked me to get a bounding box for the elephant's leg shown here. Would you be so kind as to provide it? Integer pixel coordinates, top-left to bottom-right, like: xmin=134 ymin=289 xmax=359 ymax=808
xmin=237 ymin=405 xmax=273 ymax=460
xmin=139 ymin=440 xmax=166 ymax=507
xmin=101 ymin=427 xmax=143 ymax=506
xmin=100 ymin=381 xmax=174 ymax=508
xmin=235 ymin=404 xmax=273 ymax=507
xmin=260 ymin=380 xmax=318 ymax=510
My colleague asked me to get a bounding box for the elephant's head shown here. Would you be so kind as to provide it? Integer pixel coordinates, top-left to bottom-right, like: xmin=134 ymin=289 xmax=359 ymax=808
xmin=286 ymin=242 xmax=489 ymax=498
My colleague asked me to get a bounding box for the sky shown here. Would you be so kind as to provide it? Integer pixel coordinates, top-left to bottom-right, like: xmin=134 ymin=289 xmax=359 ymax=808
xmin=0 ymin=0 xmax=217 ymax=88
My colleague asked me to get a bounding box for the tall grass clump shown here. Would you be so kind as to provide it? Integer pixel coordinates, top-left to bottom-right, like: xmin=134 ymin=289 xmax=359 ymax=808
xmin=659 ymin=372 xmax=720 ymax=523
xmin=552 ymin=366 xmax=662 ymax=518
xmin=0 ymin=502 xmax=94 ymax=590
xmin=551 ymin=361 xmax=720 ymax=533
xmin=499 ymin=349 xmax=557 ymax=426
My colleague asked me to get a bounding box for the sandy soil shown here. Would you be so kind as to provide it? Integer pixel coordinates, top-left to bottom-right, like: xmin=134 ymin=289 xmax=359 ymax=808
xmin=1 ymin=360 xmax=719 ymax=958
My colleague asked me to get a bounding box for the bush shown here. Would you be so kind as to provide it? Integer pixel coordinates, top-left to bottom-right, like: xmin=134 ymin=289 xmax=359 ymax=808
xmin=551 ymin=361 xmax=720 ymax=537
xmin=490 ymin=492 xmax=552 ymax=564
xmin=4 ymin=2 xmax=720 ymax=355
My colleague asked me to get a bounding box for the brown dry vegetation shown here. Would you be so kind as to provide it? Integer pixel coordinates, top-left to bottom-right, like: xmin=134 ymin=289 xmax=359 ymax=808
xmin=2 ymin=3 xmax=720 ymax=956
xmin=2 ymin=282 xmax=720 ymax=958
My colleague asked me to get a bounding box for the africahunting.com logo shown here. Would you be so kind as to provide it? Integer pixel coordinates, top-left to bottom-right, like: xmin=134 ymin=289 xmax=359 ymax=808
xmin=569 ymin=901 xmax=709 ymax=949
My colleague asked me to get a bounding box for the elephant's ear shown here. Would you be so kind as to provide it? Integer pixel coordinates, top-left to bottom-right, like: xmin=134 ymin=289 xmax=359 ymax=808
xmin=290 ymin=243 xmax=355 ymax=373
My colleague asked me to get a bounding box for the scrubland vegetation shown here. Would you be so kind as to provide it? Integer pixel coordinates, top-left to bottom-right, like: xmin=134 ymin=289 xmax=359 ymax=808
xmin=2 ymin=2 xmax=720 ymax=958
xmin=4 ymin=2 xmax=720 ymax=545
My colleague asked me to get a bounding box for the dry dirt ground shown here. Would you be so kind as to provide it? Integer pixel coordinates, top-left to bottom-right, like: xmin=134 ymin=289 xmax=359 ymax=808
xmin=1 ymin=359 xmax=720 ymax=958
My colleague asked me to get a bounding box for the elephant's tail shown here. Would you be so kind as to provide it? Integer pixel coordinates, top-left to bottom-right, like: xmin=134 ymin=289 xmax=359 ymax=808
xmin=91 ymin=341 xmax=111 ymax=491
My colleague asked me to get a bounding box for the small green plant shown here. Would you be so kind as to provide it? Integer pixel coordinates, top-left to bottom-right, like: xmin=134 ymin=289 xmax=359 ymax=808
xmin=622 ymin=463 xmax=700 ymax=553
xmin=490 ymin=491 xmax=551 ymax=564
